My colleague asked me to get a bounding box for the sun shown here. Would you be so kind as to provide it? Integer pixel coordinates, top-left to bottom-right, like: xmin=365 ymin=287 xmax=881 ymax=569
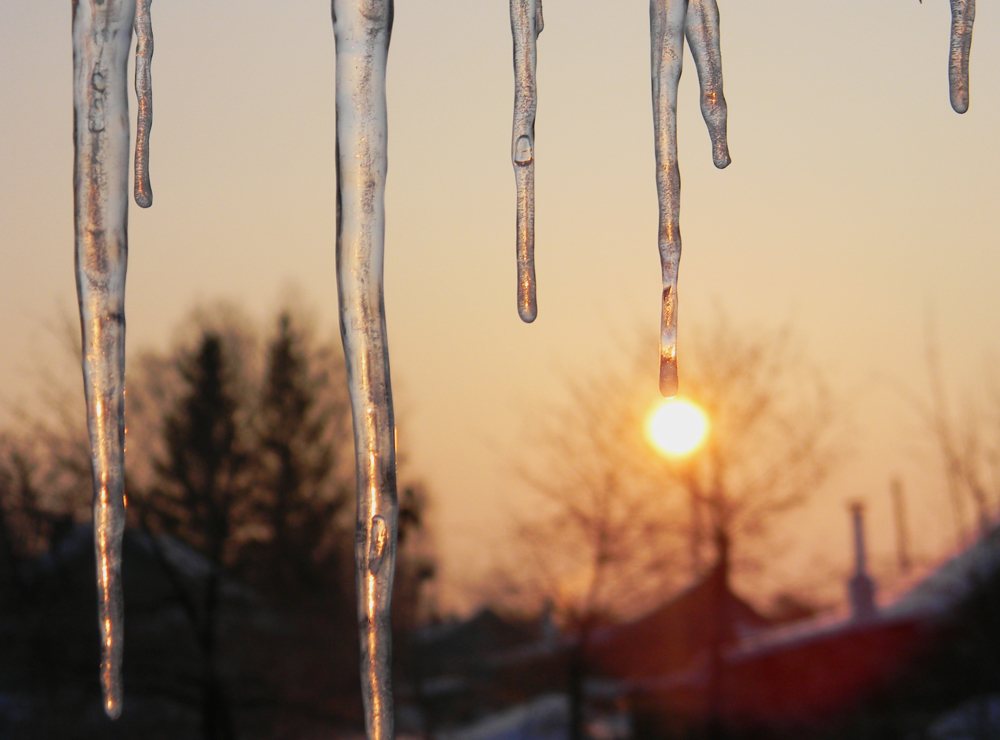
xmin=649 ymin=399 xmax=708 ymax=456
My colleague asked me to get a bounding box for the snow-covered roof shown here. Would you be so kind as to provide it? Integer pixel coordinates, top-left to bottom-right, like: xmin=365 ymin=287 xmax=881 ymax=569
xmin=883 ymin=524 xmax=1000 ymax=619
xmin=437 ymin=695 xmax=568 ymax=740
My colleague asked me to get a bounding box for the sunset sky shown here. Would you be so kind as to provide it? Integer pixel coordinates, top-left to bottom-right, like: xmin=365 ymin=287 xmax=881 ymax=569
xmin=1 ymin=0 xmax=999 ymax=611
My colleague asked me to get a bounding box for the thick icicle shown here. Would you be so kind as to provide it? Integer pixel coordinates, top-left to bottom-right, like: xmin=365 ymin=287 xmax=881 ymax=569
xmin=511 ymin=0 xmax=543 ymax=323
xmin=331 ymin=3 xmax=398 ymax=740
xmin=948 ymin=0 xmax=975 ymax=114
xmin=133 ymin=0 xmax=153 ymax=207
xmin=650 ymin=0 xmax=687 ymax=398
xmin=72 ymin=0 xmax=137 ymax=719
xmin=650 ymin=0 xmax=729 ymax=397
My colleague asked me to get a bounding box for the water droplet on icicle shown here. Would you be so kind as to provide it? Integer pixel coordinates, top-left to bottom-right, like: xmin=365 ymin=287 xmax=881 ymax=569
xmin=510 ymin=0 xmax=542 ymax=323
xmin=331 ymin=2 xmax=398 ymax=739
xmin=134 ymin=0 xmax=154 ymax=207
xmin=948 ymin=0 xmax=975 ymax=114
xmin=72 ymin=0 xmax=138 ymax=719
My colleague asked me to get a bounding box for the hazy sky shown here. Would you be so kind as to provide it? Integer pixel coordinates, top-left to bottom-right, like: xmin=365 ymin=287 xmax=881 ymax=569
xmin=2 ymin=1 xmax=999 ymax=611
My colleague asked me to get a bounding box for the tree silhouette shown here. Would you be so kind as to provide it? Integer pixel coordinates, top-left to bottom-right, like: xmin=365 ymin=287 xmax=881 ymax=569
xmin=915 ymin=337 xmax=1000 ymax=545
xmin=145 ymin=330 xmax=253 ymax=740
xmin=507 ymin=320 xmax=838 ymax=614
xmin=150 ymin=331 xmax=253 ymax=570
xmin=497 ymin=317 xmax=839 ymax=740
xmin=252 ymin=311 xmax=353 ymax=597
xmin=0 ymin=302 xmax=439 ymax=738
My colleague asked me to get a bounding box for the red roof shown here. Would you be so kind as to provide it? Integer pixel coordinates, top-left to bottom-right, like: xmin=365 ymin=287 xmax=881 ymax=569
xmin=587 ymin=560 xmax=771 ymax=680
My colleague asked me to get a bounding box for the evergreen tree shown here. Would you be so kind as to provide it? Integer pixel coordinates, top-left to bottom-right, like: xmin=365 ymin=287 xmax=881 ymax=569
xmin=254 ymin=311 xmax=352 ymax=596
xmin=142 ymin=330 xmax=254 ymax=740
xmin=150 ymin=331 xmax=253 ymax=569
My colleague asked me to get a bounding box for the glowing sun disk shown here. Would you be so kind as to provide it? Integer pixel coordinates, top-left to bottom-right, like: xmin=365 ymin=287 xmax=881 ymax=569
xmin=649 ymin=400 xmax=708 ymax=456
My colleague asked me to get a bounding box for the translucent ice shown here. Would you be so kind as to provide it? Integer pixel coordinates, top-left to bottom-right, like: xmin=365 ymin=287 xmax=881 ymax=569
xmin=510 ymin=0 xmax=543 ymax=323
xmin=331 ymin=2 xmax=398 ymax=739
xmin=72 ymin=0 xmax=137 ymax=719
xmin=949 ymin=0 xmax=975 ymax=114
xmin=685 ymin=0 xmax=729 ymax=168
xmin=650 ymin=0 xmax=729 ymax=396
xmin=134 ymin=0 xmax=154 ymax=207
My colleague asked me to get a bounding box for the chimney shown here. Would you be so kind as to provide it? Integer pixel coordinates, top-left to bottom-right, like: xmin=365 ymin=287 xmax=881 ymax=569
xmin=848 ymin=502 xmax=877 ymax=620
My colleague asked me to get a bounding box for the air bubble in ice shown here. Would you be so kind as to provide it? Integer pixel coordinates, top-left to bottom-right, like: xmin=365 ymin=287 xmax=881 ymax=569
xmin=514 ymin=135 xmax=533 ymax=165
xmin=369 ymin=516 xmax=389 ymax=575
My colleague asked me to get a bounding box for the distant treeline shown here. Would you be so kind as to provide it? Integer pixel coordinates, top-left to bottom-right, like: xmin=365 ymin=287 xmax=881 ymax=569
xmin=0 ymin=303 xmax=435 ymax=739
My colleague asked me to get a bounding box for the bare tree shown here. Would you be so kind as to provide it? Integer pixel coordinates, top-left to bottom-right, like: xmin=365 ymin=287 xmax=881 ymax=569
xmin=489 ymin=317 xmax=839 ymax=740
xmin=916 ymin=337 xmax=1000 ymax=545
xmin=506 ymin=367 xmax=686 ymax=627
xmin=667 ymin=320 xmax=838 ymax=577
xmin=500 ymin=317 xmax=838 ymax=626
xmin=492 ymin=317 xmax=838 ymax=739
xmin=0 ymin=435 xmax=56 ymax=584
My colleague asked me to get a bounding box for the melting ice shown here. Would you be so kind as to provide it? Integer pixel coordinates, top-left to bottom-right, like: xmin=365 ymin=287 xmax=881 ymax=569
xmin=66 ymin=0 xmax=981 ymax=730
xmin=331 ymin=2 xmax=399 ymax=740
xmin=510 ymin=0 xmax=543 ymax=323
xmin=650 ymin=0 xmax=729 ymax=397
xmin=134 ymin=0 xmax=154 ymax=207
xmin=72 ymin=0 xmax=147 ymax=719
xmin=949 ymin=0 xmax=975 ymax=113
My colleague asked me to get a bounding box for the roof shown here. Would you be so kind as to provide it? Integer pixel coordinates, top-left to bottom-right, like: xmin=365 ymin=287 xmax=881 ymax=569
xmin=884 ymin=523 xmax=1000 ymax=619
xmin=415 ymin=608 xmax=547 ymax=677
xmin=626 ymin=523 xmax=1000 ymax=732
xmin=437 ymin=695 xmax=568 ymax=740
xmin=587 ymin=559 xmax=771 ymax=679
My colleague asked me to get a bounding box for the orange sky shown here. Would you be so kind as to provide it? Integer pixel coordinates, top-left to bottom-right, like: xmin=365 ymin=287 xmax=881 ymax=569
xmin=1 ymin=0 xmax=999 ymax=611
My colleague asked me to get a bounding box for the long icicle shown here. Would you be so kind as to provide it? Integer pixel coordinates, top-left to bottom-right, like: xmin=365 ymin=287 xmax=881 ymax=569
xmin=134 ymin=0 xmax=154 ymax=207
xmin=650 ymin=0 xmax=729 ymax=397
xmin=651 ymin=0 xmax=687 ymax=398
xmin=331 ymin=2 xmax=398 ymax=740
xmin=511 ymin=0 xmax=543 ymax=322
xmin=72 ymin=0 xmax=137 ymax=719
xmin=948 ymin=0 xmax=975 ymax=114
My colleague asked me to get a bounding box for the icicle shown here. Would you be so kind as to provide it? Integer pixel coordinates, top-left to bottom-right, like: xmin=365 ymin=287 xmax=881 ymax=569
xmin=948 ymin=0 xmax=974 ymax=114
xmin=510 ymin=0 xmax=543 ymax=323
xmin=685 ymin=0 xmax=729 ymax=168
xmin=72 ymin=0 xmax=137 ymax=720
xmin=331 ymin=2 xmax=398 ymax=740
xmin=650 ymin=0 xmax=686 ymax=398
xmin=650 ymin=0 xmax=729 ymax=397
xmin=134 ymin=0 xmax=154 ymax=207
